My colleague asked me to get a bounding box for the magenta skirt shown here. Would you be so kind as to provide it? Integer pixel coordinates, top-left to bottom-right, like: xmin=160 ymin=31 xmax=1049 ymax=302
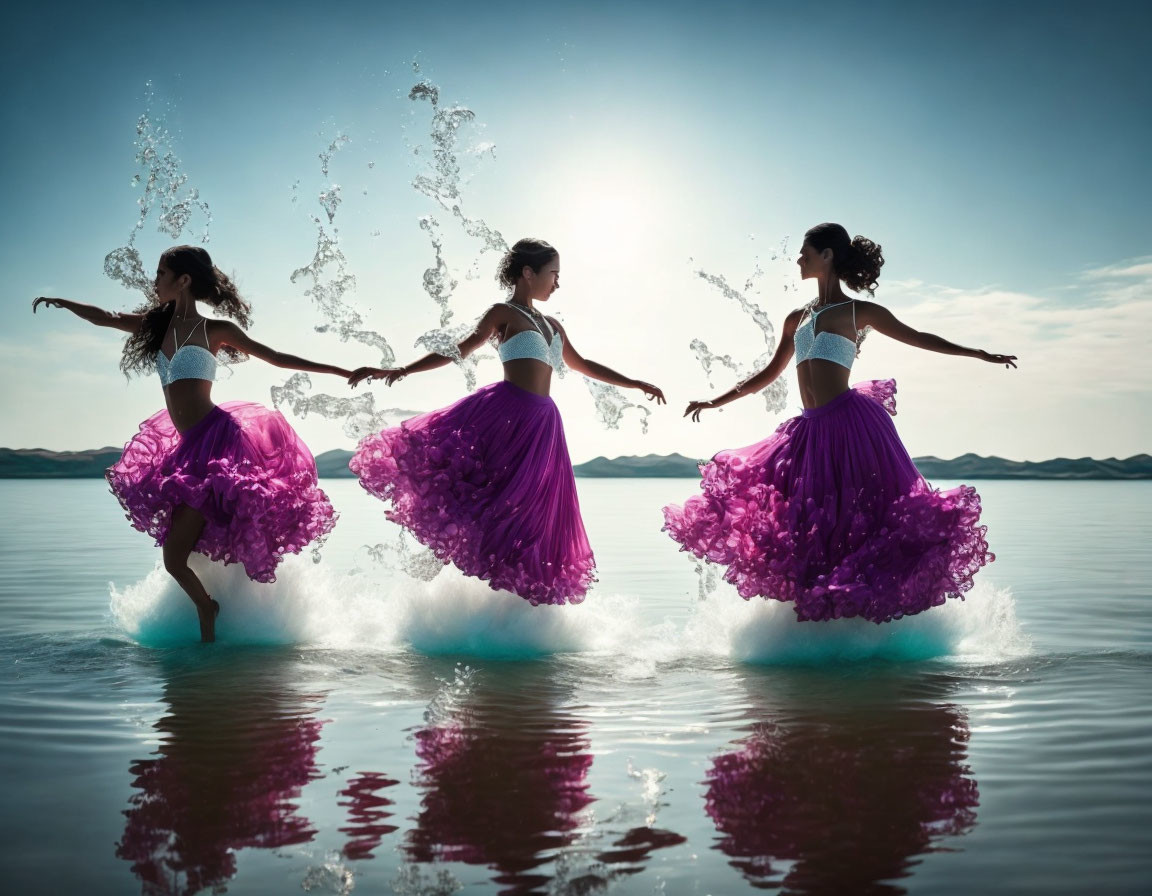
xmin=106 ymin=402 xmax=337 ymax=583
xmin=663 ymin=380 xmax=993 ymax=623
xmin=350 ymin=381 xmax=596 ymax=605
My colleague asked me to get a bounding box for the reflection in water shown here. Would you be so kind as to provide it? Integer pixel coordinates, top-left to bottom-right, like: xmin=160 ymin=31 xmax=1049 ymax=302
xmin=594 ymin=825 xmax=687 ymax=872
xmin=704 ymin=674 xmax=979 ymax=894
xmin=116 ymin=651 xmax=325 ymax=895
xmin=405 ymin=669 xmax=594 ymax=893
xmin=338 ymin=771 xmax=399 ymax=860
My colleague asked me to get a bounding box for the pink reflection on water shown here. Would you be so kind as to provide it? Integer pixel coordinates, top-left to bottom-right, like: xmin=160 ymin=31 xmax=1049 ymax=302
xmin=406 ymin=718 xmax=593 ymax=894
xmin=338 ymin=771 xmax=400 ymax=860
xmin=704 ymin=704 xmax=979 ymax=893
xmin=116 ymin=660 xmax=325 ymax=895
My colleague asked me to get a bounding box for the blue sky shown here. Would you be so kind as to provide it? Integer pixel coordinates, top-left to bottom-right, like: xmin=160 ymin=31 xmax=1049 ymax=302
xmin=3 ymin=0 xmax=1150 ymax=461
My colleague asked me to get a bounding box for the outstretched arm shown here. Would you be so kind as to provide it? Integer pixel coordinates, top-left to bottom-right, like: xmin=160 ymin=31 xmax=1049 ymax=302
xmin=348 ymin=304 xmax=503 ymax=387
xmin=217 ymin=322 xmax=353 ymax=378
xmin=550 ymin=317 xmax=665 ymax=404
xmin=859 ymin=302 xmax=1017 ymax=367
xmin=31 ymin=297 xmax=143 ymax=333
xmin=685 ymin=309 xmax=801 ymax=422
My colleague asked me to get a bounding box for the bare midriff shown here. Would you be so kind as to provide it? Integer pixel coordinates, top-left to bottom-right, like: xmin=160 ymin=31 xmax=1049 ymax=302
xmin=501 ymin=359 xmax=552 ymax=396
xmin=162 ymin=380 xmax=217 ymax=433
xmin=796 ymin=359 xmax=851 ymax=409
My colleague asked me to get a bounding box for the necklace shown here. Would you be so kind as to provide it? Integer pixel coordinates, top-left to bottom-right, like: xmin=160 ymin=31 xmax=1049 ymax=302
xmin=508 ymin=301 xmax=548 ymax=326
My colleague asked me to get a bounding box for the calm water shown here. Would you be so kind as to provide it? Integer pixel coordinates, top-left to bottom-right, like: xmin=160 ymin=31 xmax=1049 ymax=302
xmin=1 ymin=478 xmax=1149 ymax=895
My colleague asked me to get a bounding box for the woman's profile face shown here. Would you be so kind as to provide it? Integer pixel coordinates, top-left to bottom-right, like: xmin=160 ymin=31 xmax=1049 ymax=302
xmin=796 ymin=242 xmax=826 ymax=280
xmin=525 ymin=254 xmax=561 ymax=301
xmin=153 ymin=260 xmax=180 ymax=302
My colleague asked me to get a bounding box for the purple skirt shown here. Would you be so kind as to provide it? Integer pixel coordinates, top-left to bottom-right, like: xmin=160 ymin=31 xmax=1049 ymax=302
xmin=663 ymin=380 xmax=993 ymax=623
xmin=350 ymin=380 xmax=595 ymax=605
xmin=106 ymin=402 xmax=337 ymax=583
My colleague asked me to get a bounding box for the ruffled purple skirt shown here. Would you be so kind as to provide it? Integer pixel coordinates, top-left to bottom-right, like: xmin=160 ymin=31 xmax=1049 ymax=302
xmin=663 ymin=380 xmax=993 ymax=623
xmin=106 ymin=402 xmax=336 ymax=583
xmin=350 ymin=380 xmax=595 ymax=605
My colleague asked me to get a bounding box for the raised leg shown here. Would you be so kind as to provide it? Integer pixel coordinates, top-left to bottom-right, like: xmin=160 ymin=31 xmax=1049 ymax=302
xmin=163 ymin=504 xmax=218 ymax=643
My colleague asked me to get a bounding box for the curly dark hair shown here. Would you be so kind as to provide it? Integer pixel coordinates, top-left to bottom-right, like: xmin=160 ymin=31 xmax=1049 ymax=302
xmin=495 ymin=238 xmax=558 ymax=290
xmin=804 ymin=223 xmax=885 ymax=295
xmin=120 ymin=245 xmax=253 ymax=377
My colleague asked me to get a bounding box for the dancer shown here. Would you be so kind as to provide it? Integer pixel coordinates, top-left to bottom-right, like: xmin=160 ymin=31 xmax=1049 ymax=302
xmin=664 ymin=223 xmax=1016 ymax=623
xmin=33 ymin=245 xmax=349 ymax=641
xmin=349 ymin=238 xmax=665 ymax=605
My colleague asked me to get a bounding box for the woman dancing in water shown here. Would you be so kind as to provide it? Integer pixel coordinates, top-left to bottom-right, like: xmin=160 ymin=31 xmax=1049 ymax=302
xmin=664 ymin=223 xmax=1017 ymax=623
xmin=33 ymin=245 xmax=351 ymax=641
xmin=349 ymin=238 xmax=665 ymax=605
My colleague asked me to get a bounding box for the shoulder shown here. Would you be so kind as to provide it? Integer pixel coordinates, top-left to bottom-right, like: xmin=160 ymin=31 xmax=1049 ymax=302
xmin=544 ymin=314 xmax=567 ymax=336
xmin=209 ymin=318 xmax=246 ymax=347
xmin=850 ymin=300 xmax=888 ymax=325
xmin=782 ymin=307 xmax=807 ymax=330
xmin=481 ymin=302 xmax=513 ymax=325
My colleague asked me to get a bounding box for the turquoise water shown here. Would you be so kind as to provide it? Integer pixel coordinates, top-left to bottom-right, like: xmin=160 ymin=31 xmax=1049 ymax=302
xmin=1 ymin=478 xmax=1149 ymax=894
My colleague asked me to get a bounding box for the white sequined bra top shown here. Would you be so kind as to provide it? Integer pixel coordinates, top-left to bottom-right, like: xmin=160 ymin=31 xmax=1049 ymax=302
xmin=156 ymin=318 xmax=217 ymax=386
xmin=498 ymin=303 xmax=564 ymax=371
xmin=794 ymin=300 xmax=858 ymax=370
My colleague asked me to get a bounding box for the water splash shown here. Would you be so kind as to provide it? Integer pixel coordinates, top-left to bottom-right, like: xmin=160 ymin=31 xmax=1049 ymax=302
xmin=694 ymin=560 xmax=720 ymax=602
xmin=689 ymin=338 xmax=743 ymax=386
xmin=681 ymin=579 xmax=1030 ymax=665
xmin=584 ymin=380 xmax=652 ymax=434
xmin=404 ymin=79 xmax=503 ymax=393
xmin=423 ymin=664 xmax=479 ymax=727
xmin=418 ymin=216 xmax=457 ymax=328
xmin=109 ymin=551 xmax=1024 ymax=667
xmin=390 ymin=865 xmax=461 ymax=895
xmin=270 ymin=373 xmax=418 ymax=442
xmin=404 ymin=75 xmax=648 ymax=431
xmin=300 ymin=854 xmax=354 ymax=895
xmin=104 ymin=82 xmax=213 ymax=299
xmin=626 ymin=760 xmax=668 ymax=828
xmin=276 ymin=132 xmax=401 ymax=431
xmin=408 ymin=81 xmax=506 ymax=256
xmin=318 ymin=133 xmax=350 ymax=178
xmin=690 ymin=265 xmax=789 ymax=414
xmin=317 ymin=184 xmax=342 ymax=224
xmin=363 ymin=531 xmax=444 ymax=582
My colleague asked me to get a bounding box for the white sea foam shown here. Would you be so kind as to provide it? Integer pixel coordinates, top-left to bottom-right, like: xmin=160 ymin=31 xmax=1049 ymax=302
xmin=111 ymin=551 xmax=1024 ymax=664
xmin=109 ymin=554 xmax=397 ymax=649
xmin=680 ymin=578 xmax=1029 ymax=665
xmin=109 ymin=555 xmax=641 ymax=657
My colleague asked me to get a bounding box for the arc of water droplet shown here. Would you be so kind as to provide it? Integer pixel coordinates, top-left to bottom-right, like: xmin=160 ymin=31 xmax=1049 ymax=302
xmin=406 ymin=77 xmax=653 ymax=432
xmin=104 ymin=82 xmax=213 ymax=301
xmin=269 ymin=373 xmax=419 ymax=441
xmin=690 ymin=260 xmax=795 ymax=415
xmin=277 ymin=130 xmax=404 ymax=446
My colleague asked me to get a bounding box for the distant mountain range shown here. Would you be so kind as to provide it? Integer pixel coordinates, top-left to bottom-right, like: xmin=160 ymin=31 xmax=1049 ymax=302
xmin=3 ymin=447 xmax=1151 ymax=480
xmin=0 ymin=447 xmax=124 ymax=478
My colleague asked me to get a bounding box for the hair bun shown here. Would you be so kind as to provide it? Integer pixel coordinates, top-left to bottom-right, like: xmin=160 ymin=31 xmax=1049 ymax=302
xmin=804 ymin=224 xmax=885 ymax=294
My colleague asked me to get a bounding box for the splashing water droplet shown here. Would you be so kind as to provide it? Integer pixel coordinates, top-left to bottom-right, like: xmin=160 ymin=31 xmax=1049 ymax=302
xmin=270 ymin=373 xmax=419 ymax=441
xmin=364 ymin=532 xmax=444 ymax=581
xmin=690 ymin=265 xmax=792 ymax=414
xmin=104 ymin=83 xmax=212 ymax=301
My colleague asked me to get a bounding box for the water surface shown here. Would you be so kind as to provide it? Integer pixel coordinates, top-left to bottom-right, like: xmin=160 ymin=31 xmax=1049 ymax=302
xmin=1 ymin=479 xmax=1148 ymax=894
